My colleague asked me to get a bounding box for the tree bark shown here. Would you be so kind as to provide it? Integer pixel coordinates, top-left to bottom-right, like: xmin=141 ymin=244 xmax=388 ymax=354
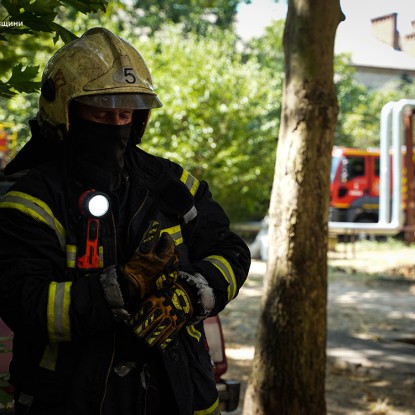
xmin=243 ymin=1 xmax=344 ymax=414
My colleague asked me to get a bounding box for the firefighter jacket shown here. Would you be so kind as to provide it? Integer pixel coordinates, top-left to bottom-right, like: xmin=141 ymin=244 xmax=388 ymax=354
xmin=0 ymin=144 xmax=251 ymax=415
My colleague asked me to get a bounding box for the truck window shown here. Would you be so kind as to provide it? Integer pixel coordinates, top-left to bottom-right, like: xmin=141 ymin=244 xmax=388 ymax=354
xmin=347 ymin=157 xmax=365 ymax=179
xmin=374 ymin=158 xmax=380 ymax=177
xmin=331 ymin=156 xmax=341 ymax=182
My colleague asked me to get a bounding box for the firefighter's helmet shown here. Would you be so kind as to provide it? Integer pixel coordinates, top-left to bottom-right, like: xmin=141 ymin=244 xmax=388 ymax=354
xmin=38 ymin=27 xmax=162 ymax=141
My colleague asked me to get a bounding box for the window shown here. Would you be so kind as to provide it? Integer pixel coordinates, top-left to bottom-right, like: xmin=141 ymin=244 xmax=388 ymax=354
xmin=374 ymin=158 xmax=380 ymax=177
xmin=330 ymin=156 xmax=341 ymax=182
xmin=347 ymin=157 xmax=365 ymax=179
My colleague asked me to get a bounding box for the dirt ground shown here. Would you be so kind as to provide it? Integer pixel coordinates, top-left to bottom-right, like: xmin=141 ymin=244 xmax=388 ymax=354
xmin=220 ymin=240 xmax=415 ymax=415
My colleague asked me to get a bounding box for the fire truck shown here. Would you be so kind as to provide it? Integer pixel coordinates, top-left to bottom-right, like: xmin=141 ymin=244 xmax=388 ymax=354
xmin=330 ymin=146 xmax=413 ymax=226
xmin=330 ymin=146 xmax=382 ymax=224
xmin=0 ymin=124 xmax=16 ymax=170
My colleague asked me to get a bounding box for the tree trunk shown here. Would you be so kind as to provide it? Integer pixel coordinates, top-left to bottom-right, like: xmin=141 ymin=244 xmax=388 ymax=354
xmin=243 ymin=1 xmax=344 ymax=414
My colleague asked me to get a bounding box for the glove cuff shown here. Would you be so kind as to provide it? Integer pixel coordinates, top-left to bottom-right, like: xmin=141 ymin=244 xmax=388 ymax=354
xmin=100 ymin=265 xmax=131 ymax=322
xmin=178 ymin=271 xmax=215 ymax=323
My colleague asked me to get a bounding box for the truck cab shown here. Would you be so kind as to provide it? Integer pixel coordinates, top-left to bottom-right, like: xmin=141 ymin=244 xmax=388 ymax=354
xmin=0 ymin=125 xmax=16 ymax=171
xmin=330 ymin=147 xmax=381 ymax=224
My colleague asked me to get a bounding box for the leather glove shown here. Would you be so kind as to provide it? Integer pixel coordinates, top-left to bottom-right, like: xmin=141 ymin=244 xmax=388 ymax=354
xmin=120 ymin=220 xmax=179 ymax=307
xmin=130 ymin=281 xmax=194 ymax=349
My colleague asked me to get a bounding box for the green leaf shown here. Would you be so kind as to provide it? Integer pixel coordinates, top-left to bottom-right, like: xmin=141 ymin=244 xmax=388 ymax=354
xmin=1 ymin=0 xmax=30 ymax=17
xmin=22 ymin=0 xmax=60 ymax=17
xmin=2 ymin=63 xmax=41 ymax=95
xmin=0 ymin=83 xmax=16 ymax=98
xmin=0 ymin=26 xmax=34 ymax=37
xmin=3 ymin=0 xmax=59 ymax=21
xmin=20 ymin=17 xmax=55 ymax=33
xmin=1 ymin=0 xmax=58 ymax=33
xmin=62 ymin=0 xmax=108 ymax=14
xmin=50 ymin=22 xmax=78 ymax=44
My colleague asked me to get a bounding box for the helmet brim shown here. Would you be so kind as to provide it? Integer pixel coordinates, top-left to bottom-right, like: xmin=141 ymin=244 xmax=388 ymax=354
xmin=73 ymin=93 xmax=163 ymax=110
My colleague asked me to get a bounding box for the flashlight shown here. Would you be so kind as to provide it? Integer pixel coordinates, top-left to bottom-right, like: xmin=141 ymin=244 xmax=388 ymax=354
xmin=79 ymin=190 xmax=110 ymax=218
xmin=77 ymin=190 xmax=110 ymax=269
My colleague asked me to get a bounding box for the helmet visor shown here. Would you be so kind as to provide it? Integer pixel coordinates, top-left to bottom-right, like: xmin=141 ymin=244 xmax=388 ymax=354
xmin=74 ymin=93 xmax=162 ymax=110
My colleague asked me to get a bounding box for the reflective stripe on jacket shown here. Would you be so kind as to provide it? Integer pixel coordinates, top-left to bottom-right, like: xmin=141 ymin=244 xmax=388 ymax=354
xmin=0 ymin=147 xmax=250 ymax=414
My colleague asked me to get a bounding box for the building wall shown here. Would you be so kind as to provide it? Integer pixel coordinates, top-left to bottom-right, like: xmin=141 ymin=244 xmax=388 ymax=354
xmin=354 ymin=66 xmax=415 ymax=89
xmin=351 ymin=13 xmax=415 ymax=90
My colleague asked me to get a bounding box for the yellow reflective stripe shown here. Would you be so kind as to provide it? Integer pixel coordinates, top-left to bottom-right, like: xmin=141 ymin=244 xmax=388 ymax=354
xmin=180 ymin=170 xmax=199 ymax=196
xmin=47 ymin=281 xmax=72 ymax=342
xmin=194 ymin=398 xmax=220 ymax=415
xmin=39 ymin=343 xmax=59 ymax=371
xmin=66 ymin=245 xmax=77 ymax=268
xmin=99 ymin=245 xmax=104 ymax=268
xmin=204 ymin=255 xmax=237 ymax=302
xmin=67 ymin=245 xmax=104 ymax=269
xmin=161 ymin=225 xmax=183 ymax=246
xmin=0 ymin=191 xmax=66 ymax=250
xmin=186 ymin=325 xmax=202 ymax=342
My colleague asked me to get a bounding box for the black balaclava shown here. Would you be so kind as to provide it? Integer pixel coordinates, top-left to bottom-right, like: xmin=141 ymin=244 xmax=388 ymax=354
xmin=67 ymin=117 xmax=132 ymax=192
xmin=69 ymin=117 xmax=131 ymax=172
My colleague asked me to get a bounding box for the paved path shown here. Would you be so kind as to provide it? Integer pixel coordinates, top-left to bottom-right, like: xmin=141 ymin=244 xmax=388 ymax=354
xmin=222 ymin=259 xmax=415 ymax=414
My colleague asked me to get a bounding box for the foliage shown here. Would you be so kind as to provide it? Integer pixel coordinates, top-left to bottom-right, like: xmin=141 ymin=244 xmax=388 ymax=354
xmin=0 ymin=0 xmax=108 ymax=98
xmin=0 ymin=3 xmax=283 ymax=222
xmin=0 ymin=64 xmax=40 ymax=98
xmin=134 ymin=24 xmax=282 ymax=221
xmin=0 ymin=0 xmax=117 ymax=149
xmin=334 ymin=54 xmax=415 ymax=149
xmin=2 ymin=0 xmax=414 ymax=223
xmin=243 ymin=19 xmax=285 ymax=73
xmin=130 ymin=0 xmax=248 ymax=35
xmin=334 ymin=54 xmax=374 ymax=147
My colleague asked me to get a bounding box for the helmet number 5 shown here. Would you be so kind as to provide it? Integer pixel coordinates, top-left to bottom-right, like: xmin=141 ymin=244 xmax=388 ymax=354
xmin=124 ymin=68 xmax=136 ymax=84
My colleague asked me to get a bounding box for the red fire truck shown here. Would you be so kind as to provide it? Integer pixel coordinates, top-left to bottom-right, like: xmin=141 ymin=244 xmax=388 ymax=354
xmin=0 ymin=129 xmax=8 ymax=171
xmin=330 ymin=146 xmax=413 ymax=225
xmin=0 ymin=124 xmax=16 ymax=170
xmin=330 ymin=147 xmax=382 ymax=224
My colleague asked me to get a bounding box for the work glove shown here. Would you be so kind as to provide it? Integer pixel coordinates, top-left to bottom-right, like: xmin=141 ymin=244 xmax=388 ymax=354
xmin=119 ymin=220 xmax=179 ymax=308
xmin=130 ymin=281 xmax=194 ymax=349
xmin=130 ymin=272 xmax=216 ymax=349
xmin=100 ymin=265 xmax=131 ymax=322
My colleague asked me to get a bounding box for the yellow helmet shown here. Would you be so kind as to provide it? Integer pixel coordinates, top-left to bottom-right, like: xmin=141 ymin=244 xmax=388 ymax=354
xmin=38 ymin=27 xmax=162 ymax=140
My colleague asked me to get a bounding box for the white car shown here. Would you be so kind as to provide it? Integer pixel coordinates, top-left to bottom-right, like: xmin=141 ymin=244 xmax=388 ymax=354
xmin=248 ymin=217 xmax=269 ymax=261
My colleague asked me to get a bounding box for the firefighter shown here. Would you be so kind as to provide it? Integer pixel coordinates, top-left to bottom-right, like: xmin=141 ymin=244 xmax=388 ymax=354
xmin=0 ymin=28 xmax=250 ymax=415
